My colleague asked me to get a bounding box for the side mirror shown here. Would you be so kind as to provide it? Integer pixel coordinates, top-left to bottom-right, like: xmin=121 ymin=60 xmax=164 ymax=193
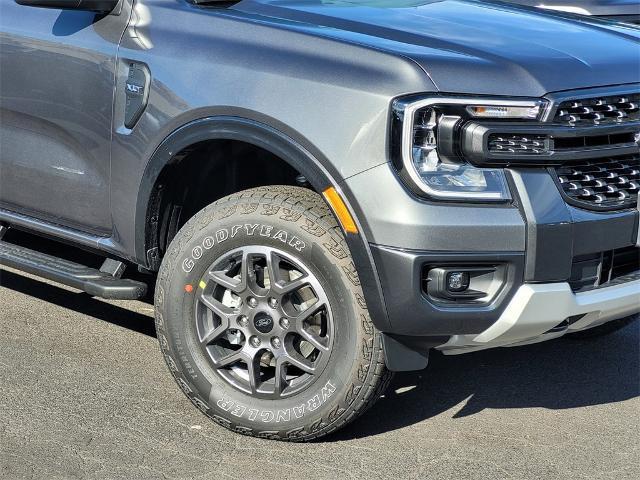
xmin=15 ymin=0 xmax=120 ymax=14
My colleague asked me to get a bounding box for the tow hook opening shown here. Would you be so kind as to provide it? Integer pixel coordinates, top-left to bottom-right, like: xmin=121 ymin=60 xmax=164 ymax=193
xmin=545 ymin=314 xmax=588 ymax=334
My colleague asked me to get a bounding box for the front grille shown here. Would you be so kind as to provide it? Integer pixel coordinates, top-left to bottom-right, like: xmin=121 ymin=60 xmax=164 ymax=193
xmin=488 ymin=134 xmax=549 ymax=154
xmin=487 ymin=131 xmax=636 ymax=156
xmin=554 ymin=93 xmax=640 ymax=125
xmin=554 ymin=155 xmax=640 ymax=209
xmin=569 ymin=246 xmax=640 ymax=292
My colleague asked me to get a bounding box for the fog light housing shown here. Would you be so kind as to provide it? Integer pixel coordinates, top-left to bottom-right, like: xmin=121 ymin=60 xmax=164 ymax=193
xmin=424 ymin=265 xmax=507 ymax=304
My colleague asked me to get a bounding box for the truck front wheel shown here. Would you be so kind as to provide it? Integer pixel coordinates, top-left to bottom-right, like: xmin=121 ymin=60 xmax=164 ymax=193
xmin=155 ymin=186 xmax=392 ymax=441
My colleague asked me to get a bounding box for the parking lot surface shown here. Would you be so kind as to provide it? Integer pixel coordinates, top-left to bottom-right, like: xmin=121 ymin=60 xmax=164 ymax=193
xmin=1 ymin=267 xmax=638 ymax=479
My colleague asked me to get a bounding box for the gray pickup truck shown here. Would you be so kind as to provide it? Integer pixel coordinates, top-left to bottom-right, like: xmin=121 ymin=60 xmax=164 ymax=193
xmin=0 ymin=0 xmax=639 ymax=441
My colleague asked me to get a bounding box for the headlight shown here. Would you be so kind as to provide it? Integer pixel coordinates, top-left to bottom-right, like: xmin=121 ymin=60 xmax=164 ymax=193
xmin=409 ymin=107 xmax=510 ymax=200
xmin=393 ymin=96 xmax=546 ymax=202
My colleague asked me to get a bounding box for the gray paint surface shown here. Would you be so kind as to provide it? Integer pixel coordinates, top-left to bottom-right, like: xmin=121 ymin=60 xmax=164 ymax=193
xmin=235 ymin=0 xmax=640 ymax=96
xmin=1 ymin=0 xmax=639 ymax=260
xmin=0 ymin=2 xmax=131 ymax=232
xmin=0 ymin=0 xmax=638 ymax=278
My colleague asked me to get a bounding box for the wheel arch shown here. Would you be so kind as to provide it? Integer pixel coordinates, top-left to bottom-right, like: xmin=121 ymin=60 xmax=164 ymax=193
xmin=135 ymin=115 xmax=392 ymax=331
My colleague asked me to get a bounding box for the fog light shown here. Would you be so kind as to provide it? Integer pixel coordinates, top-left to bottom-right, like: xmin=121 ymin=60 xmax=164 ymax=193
xmin=446 ymin=272 xmax=470 ymax=292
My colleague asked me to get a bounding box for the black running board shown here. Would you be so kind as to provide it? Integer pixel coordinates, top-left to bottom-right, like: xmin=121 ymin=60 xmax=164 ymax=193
xmin=0 ymin=240 xmax=147 ymax=300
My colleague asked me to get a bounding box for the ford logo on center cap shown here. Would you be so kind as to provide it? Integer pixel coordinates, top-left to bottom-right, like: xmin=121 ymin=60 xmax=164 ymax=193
xmin=254 ymin=314 xmax=274 ymax=334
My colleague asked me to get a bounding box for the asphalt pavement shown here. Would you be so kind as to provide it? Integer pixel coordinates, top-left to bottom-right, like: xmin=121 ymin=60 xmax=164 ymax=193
xmin=1 ymin=266 xmax=639 ymax=479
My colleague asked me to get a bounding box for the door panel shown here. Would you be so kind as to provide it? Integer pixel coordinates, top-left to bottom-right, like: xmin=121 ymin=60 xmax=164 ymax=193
xmin=0 ymin=2 xmax=131 ymax=233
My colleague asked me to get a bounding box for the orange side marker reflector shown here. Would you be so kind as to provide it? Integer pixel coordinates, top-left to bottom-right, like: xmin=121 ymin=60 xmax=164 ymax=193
xmin=184 ymin=284 xmax=194 ymax=293
xmin=322 ymin=187 xmax=358 ymax=235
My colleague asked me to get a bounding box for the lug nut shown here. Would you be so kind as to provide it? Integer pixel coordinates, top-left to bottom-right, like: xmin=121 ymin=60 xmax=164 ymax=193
xmin=249 ymin=336 xmax=261 ymax=348
xmin=268 ymin=297 xmax=278 ymax=309
xmin=270 ymin=337 xmax=281 ymax=349
xmin=237 ymin=315 xmax=248 ymax=327
xmin=279 ymin=318 xmax=290 ymax=329
xmin=247 ymin=297 xmax=258 ymax=308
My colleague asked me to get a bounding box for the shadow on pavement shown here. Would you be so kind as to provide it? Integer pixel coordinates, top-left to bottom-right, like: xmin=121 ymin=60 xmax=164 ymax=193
xmin=0 ymin=269 xmax=156 ymax=338
xmin=331 ymin=318 xmax=639 ymax=440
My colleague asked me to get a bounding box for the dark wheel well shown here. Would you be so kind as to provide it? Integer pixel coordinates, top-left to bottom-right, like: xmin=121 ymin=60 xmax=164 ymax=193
xmin=145 ymin=139 xmax=306 ymax=268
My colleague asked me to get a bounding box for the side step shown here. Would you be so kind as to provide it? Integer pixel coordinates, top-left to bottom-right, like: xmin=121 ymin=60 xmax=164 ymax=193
xmin=0 ymin=240 xmax=147 ymax=300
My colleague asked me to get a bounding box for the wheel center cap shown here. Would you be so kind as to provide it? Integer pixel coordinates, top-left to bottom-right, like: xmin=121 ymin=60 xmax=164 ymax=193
xmin=253 ymin=312 xmax=274 ymax=334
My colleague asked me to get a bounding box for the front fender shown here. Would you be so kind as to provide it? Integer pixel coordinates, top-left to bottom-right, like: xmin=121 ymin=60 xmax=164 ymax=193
xmin=134 ymin=115 xmax=393 ymax=332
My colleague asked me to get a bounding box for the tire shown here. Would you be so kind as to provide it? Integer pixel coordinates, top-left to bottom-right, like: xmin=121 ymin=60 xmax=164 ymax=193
xmin=154 ymin=186 xmax=392 ymax=441
xmin=565 ymin=315 xmax=638 ymax=339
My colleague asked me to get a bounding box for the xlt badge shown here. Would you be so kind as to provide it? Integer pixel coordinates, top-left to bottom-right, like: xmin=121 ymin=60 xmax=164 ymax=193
xmin=126 ymin=83 xmax=143 ymax=94
xmin=124 ymin=62 xmax=150 ymax=129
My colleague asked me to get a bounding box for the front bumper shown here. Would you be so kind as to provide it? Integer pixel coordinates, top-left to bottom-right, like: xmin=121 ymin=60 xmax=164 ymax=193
xmin=344 ymin=162 xmax=639 ymax=336
xmin=438 ymin=277 xmax=640 ymax=355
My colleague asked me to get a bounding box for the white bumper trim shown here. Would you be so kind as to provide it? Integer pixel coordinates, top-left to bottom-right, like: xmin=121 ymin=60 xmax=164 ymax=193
xmin=437 ymin=279 xmax=640 ymax=355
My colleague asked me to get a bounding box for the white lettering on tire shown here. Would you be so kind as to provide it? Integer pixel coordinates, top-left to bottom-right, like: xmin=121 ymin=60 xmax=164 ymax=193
xmin=181 ymin=224 xmax=306 ymax=273
xmin=182 ymin=258 xmax=195 ymax=273
xmin=213 ymin=381 xmax=335 ymax=424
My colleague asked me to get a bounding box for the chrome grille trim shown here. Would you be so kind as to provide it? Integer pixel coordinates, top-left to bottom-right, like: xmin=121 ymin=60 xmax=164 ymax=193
xmin=488 ymin=134 xmax=549 ymax=154
xmin=554 ymin=155 xmax=640 ymax=210
xmin=553 ymin=93 xmax=640 ymax=125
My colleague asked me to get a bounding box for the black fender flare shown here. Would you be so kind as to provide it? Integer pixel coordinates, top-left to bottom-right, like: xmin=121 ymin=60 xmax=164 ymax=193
xmin=135 ymin=116 xmax=392 ymax=331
